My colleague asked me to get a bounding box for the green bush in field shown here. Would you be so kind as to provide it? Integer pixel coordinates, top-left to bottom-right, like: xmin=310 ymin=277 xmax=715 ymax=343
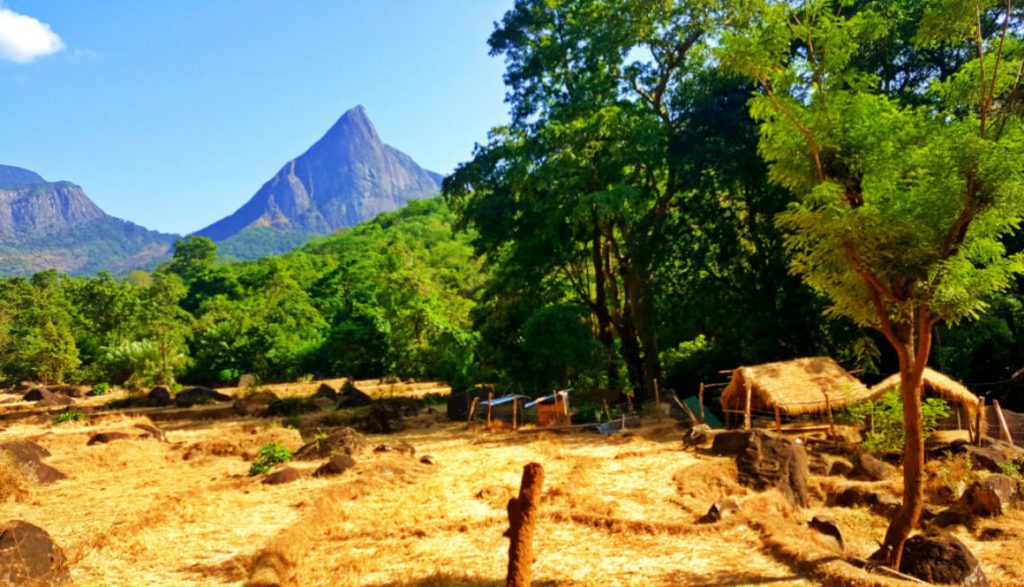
xmin=249 ymin=442 xmax=291 ymax=476
xmin=52 ymin=409 xmax=84 ymax=425
xmin=842 ymin=390 xmax=950 ymax=454
xmin=87 ymin=383 xmax=110 ymax=396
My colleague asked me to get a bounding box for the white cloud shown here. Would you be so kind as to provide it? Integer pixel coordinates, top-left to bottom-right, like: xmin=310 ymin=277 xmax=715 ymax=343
xmin=0 ymin=7 xmax=64 ymax=64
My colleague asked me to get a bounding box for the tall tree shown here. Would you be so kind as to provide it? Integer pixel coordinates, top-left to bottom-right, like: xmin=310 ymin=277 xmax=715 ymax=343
xmin=723 ymin=0 xmax=1024 ymax=566
xmin=447 ymin=0 xmax=758 ymax=402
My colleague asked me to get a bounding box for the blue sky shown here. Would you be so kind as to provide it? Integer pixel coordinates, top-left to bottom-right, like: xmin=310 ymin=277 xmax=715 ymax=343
xmin=0 ymin=1 xmax=512 ymax=234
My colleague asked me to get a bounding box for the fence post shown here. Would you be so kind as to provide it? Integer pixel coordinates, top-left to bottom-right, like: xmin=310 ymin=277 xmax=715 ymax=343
xmin=505 ymin=463 xmax=545 ymax=587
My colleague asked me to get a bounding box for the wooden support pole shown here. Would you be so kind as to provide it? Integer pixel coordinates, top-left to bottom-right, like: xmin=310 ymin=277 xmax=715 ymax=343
xmin=744 ymin=378 xmax=752 ymax=430
xmin=653 ymin=378 xmax=661 ymax=408
xmin=974 ymin=397 xmax=985 ymax=446
xmin=698 ymin=383 xmax=705 ymax=424
xmin=824 ymin=391 xmax=837 ymax=445
xmin=994 ymin=400 xmax=1013 ymax=444
xmin=512 ymin=397 xmax=518 ymax=431
xmin=505 ymin=462 xmax=545 ymax=587
xmin=468 ymin=396 xmax=480 ymax=423
xmin=487 ymin=392 xmax=493 ymax=430
xmin=774 ymin=404 xmax=782 ymax=433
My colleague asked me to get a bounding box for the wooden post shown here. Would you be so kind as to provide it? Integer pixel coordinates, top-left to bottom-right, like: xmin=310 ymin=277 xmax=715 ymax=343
xmin=653 ymin=378 xmax=661 ymax=408
xmin=487 ymin=392 xmax=493 ymax=430
xmin=994 ymin=400 xmax=1013 ymax=444
xmin=824 ymin=391 xmax=837 ymax=444
xmin=744 ymin=378 xmax=752 ymax=430
xmin=698 ymin=383 xmax=705 ymax=424
xmin=602 ymin=399 xmax=611 ymax=422
xmin=974 ymin=397 xmax=986 ymax=446
xmin=505 ymin=462 xmax=545 ymax=587
xmin=512 ymin=397 xmax=518 ymax=431
xmin=468 ymin=396 xmax=480 ymax=423
xmin=774 ymin=404 xmax=782 ymax=432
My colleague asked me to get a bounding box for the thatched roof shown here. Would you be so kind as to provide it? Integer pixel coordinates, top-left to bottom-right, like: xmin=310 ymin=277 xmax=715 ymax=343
xmin=868 ymin=368 xmax=980 ymax=409
xmin=719 ymin=357 xmax=872 ymax=417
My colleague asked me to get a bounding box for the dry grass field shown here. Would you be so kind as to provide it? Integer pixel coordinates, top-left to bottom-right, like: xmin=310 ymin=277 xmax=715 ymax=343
xmin=2 ymin=393 xmax=1024 ymax=586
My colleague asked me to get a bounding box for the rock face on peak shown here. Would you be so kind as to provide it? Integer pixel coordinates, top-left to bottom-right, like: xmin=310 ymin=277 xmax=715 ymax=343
xmin=0 ymin=170 xmax=178 ymax=275
xmin=0 ymin=165 xmax=46 ymax=190
xmin=196 ymin=106 xmax=442 ymax=258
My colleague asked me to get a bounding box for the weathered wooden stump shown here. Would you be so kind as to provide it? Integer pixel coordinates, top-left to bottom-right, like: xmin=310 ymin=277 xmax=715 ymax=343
xmin=505 ymin=462 xmax=544 ymax=587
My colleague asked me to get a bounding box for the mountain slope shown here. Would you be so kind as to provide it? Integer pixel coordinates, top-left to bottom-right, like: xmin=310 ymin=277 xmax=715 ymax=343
xmin=0 ymin=164 xmax=46 ymax=189
xmin=0 ymin=167 xmax=178 ymax=275
xmin=196 ymin=106 xmax=442 ymax=258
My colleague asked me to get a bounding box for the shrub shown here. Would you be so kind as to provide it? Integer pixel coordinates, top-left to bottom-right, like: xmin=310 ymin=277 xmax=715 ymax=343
xmin=52 ymin=409 xmax=84 ymax=425
xmin=997 ymin=461 xmax=1024 ymax=482
xmin=841 ymin=389 xmax=950 ymax=454
xmin=87 ymin=383 xmax=110 ymax=396
xmin=249 ymin=442 xmax=291 ymax=476
xmin=936 ymin=453 xmax=979 ymax=500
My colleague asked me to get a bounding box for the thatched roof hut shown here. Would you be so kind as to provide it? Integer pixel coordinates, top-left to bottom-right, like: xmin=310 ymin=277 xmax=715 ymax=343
xmin=868 ymin=368 xmax=982 ymax=434
xmin=720 ymin=357 xmax=872 ymax=418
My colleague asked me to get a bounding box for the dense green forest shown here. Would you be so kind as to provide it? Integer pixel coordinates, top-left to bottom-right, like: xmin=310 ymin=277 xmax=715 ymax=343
xmin=1 ymin=0 xmax=1022 ymax=412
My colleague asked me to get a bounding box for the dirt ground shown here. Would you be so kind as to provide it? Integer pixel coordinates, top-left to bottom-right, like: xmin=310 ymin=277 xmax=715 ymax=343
xmin=2 ymin=402 xmax=1023 ymax=586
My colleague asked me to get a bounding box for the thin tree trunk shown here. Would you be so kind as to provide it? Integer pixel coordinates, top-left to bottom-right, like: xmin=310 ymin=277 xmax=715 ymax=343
xmin=591 ymin=229 xmax=621 ymax=390
xmin=880 ymin=312 xmax=933 ymax=569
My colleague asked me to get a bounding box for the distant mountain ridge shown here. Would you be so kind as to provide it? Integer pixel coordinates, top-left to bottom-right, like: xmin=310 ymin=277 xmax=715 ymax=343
xmin=196 ymin=106 xmax=442 ymax=258
xmin=0 ymin=166 xmax=178 ymax=275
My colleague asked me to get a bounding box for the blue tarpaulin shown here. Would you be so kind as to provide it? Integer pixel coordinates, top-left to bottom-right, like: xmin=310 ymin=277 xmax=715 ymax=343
xmin=524 ymin=388 xmax=574 ymax=409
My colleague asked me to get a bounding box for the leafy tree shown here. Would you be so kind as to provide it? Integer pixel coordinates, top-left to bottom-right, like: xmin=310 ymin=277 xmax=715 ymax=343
xmin=723 ymin=0 xmax=1024 ymax=565
xmin=164 ymin=235 xmax=218 ymax=282
xmin=140 ymin=272 xmax=192 ymax=384
xmin=29 ymin=321 xmax=81 ymax=384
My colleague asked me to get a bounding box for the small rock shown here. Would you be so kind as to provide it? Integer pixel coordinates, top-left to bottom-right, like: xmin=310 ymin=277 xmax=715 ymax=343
xmin=293 ymin=427 xmax=366 ymax=460
xmin=709 ymin=430 xmax=752 ymax=455
xmin=828 ymin=458 xmax=854 ymax=477
xmin=809 ymin=516 xmax=845 ymax=552
xmin=963 ymin=441 xmax=1024 ymax=473
xmin=174 ymin=386 xmax=232 ymax=408
xmin=854 ymin=453 xmax=894 ymax=481
xmin=958 ymin=474 xmax=1018 ymax=517
xmin=0 ymin=521 xmax=70 ymax=586
xmin=933 ymin=508 xmax=977 ymax=530
xmin=134 ymin=423 xmax=168 ymax=443
xmin=262 ymin=467 xmax=301 ymax=485
xmin=232 ymin=391 xmax=280 ymax=417
xmin=21 ymin=388 xmax=50 ymax=402
xmin=313 ymin=383 xmax=338 ymax=399
xmin=148 ymin=386 xmax=173 ymax=407
xmin=87 ymin=432 xmax=132 ymax=445
xmin=337 ymin=384 xmax=373 ymax=409
xmin=313 ymin=454 xmax=356 ymax=477
xmin=374 ymin=442 xmax=415 ymax=456
xmin=898 ymin=530 xmax=988 ymax=586
xmin=47 ymin=385 xmax=83 ymax=398
xmin=698 ymin=503 xmax=722 ymax=524
xmin=0 ymin=442 xmax=65 ymax=485
xmin=976 ymin=527 xmax=1015 ymax=541
xmin=728 ymin=430 xmax=810 ymax=507
xmin=829 ymin=485 xmax=901 ymax=516
xmin=419 ymin=455 xmax=434 ymax=465
xmin=237 ymin=373 xmax=259 ymax=388
xmin=682 ymin=424 xmax=711 ymax=448
xmin=698 ymin=498 xmax=740 ymax=524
